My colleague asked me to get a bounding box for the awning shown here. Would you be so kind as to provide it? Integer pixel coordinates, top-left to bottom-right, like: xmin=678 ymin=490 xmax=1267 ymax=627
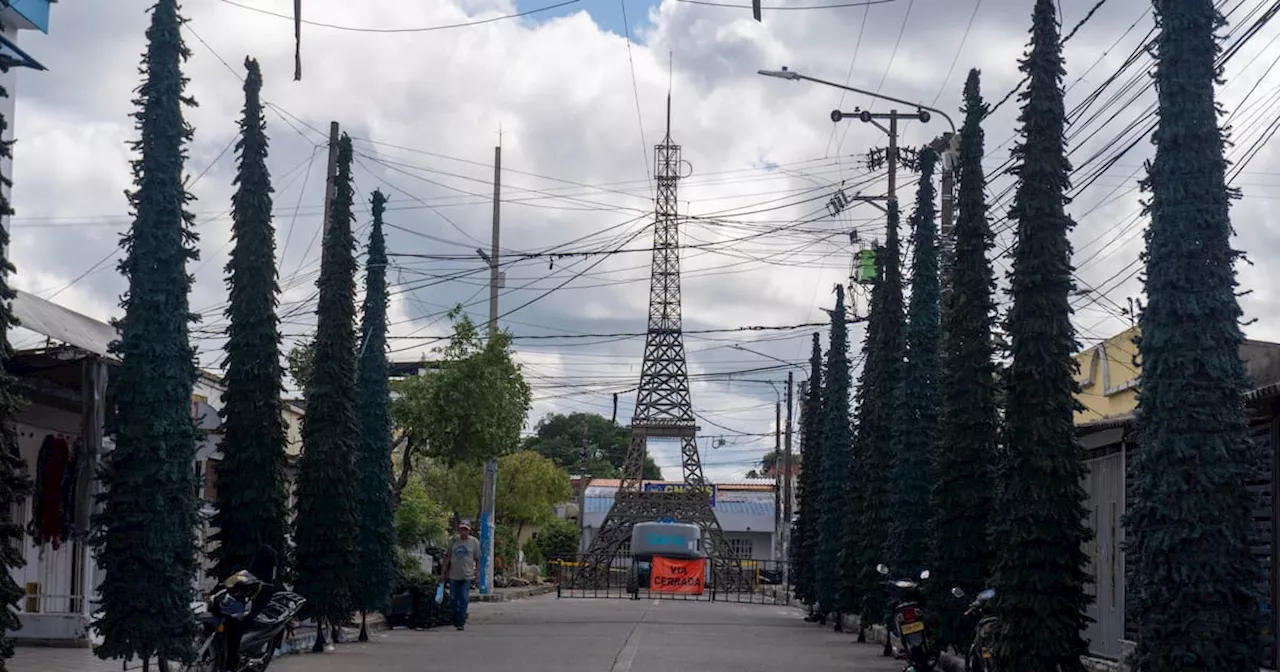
xmin=12 ymin=289 xmax=117 ymax=360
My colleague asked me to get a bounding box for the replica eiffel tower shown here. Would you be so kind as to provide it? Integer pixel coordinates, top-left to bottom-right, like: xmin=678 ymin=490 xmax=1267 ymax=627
xmin=574 ymin=96 xmax=745 ymax=589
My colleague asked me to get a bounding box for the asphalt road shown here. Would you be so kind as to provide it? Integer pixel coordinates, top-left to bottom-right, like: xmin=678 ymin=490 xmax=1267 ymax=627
xmin=14 ymin=594 xmax=904 ymax=672
xmin=266 ymin=594 xmax=904 ymax=672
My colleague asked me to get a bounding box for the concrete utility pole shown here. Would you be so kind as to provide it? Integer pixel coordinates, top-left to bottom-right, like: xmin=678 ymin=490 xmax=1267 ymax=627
xmin=321 ymin=121 xmax=340 ymax=238
xmin=579 ymin=432 xmax=589 ymax=555
xmin=774 ymin=397 xmax=781 ymax=561
xmin=478 ymin=459 xmax=498 ymax=595
xmin=487 ymin=146 xmax=502 ymax=336
xmin=782 ymin=371 xmax=793 ymax=584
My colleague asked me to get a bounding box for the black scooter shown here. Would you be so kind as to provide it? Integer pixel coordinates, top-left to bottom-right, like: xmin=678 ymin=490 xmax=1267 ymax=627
xmin=950 ymin=586 xmax=998 ymax=672
xmin=877 ymin=563 xmax=940 ymax=672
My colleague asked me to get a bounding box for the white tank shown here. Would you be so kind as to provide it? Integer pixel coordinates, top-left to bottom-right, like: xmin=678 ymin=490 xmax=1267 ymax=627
xmin=630 ymin=522 xmax=704 ymax=558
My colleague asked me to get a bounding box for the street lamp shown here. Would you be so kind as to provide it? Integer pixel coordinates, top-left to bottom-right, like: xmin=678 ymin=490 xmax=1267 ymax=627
xmin=757 ymin=66 xmax=956 ymax=133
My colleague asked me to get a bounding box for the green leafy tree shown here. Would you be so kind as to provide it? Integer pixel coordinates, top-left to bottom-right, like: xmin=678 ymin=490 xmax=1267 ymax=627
xmin=495 ymin=450 xmax=572 ymax=539
xmin=353 ymin=190 xmax=397 ymax=635
xmin=521 ymin=412 xmax=661 ymax=480
xmin=815 ymin=286 xmax=853 ymax=617
xmin=92 ymin=0 xmax=202 ymax=664
xmin=210 ymin=56 xmax=289 ymax=585
xmin=392 ymin=309 xmax=530 ymax=469
xmin=847 ymin=200 xmax=907 ymax=630
xmin=293 ymin=134 xmax=361 ymax=650
xmin=1124 ymin=1 xmax=1266 ymax=669
xmin=286 ymin=339 xmax=314 ymax=392
xmin=790 ymin=334 xmax=824 ymax=611
xmin=536 ymin=517 xmax=580 ymax=562
xmin=0 ymin=48 xmax=33 ymax=670
xmin=420 ymin=460 xmax=484 ymax=521
xmin=887 ymin=148 xmax=940 ymax=575
xmin=990 ymin=1 xmax=1092 ymax=668
xmin=394 ymin=479 xmax=448 ymax=550
xmin=932 ymin=69 xmax=999 ymax=652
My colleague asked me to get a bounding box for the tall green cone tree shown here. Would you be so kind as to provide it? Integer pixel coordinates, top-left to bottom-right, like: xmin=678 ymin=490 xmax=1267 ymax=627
xmin=210 ymin=56 xmax=289 ymax=585
xmin=0 ymin=53 xmax=33 ymax=671
xmin=931 ymin=69 xmax=999 ymax=652
xmin=886 ymin=148 xmax=940 ymax=574
xmin=790 ymin=333 xmax=824 ymax=612
xmin=846 ymin=199 xmax=906 ymax=629
xmin=353 ymin=190 xmax=397 ymax=640
xmin=92 ymin=0 xmax=203 ymax=665
xmin=990 ymin=0 xmax=1092 ymax=668
xmin=1124 ymin=1 xmax=1266 ymax=668
xmin=814 ymin=287 xmax=853 ymax=618
xmin=293 ymin=134 xmax=361 ymax=650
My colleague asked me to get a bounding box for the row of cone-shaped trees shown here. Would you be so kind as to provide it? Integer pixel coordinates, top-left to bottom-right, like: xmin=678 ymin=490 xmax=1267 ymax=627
xmin=790 ymin=0 xmax=1266 ymax=669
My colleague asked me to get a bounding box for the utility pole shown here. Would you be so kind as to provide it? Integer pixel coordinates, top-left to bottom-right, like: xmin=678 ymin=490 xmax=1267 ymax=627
xmin=321 ymin=121 xmax=340 ymax=238
xmin=579 ymin=432 xmax=589 ymax=555
xmin=478 ymin=459 xmax=498 ymax=595
xmin=774 ymin=396 xmax=781 ymax=561
xmin=783 ymin=371 xmax=793 ymax=584
xmin=487 ymin=146 xmax=502 ymax=336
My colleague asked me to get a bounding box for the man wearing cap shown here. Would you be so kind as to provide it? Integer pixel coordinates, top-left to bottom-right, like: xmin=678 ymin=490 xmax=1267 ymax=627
xmin=441 ymin=520 xmax=481 ymax=630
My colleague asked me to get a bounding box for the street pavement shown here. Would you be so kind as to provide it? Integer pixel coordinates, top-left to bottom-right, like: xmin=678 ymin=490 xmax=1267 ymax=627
xmin=14 ymin=594 xmax=904 ymax=672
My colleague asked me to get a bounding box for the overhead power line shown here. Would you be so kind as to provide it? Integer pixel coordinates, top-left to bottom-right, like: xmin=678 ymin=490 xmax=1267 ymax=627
xmin=219 ymin=0 xmax=581 ymax=33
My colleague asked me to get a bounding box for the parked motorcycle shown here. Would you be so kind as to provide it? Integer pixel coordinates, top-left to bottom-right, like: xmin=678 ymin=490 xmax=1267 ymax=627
xmin=950 ymin=586 xmax=998 ymax=672
xmin=158 ymin=569 xmax=306 ymax=672
xmin=877 ymin=563 xmax=941 ymax=672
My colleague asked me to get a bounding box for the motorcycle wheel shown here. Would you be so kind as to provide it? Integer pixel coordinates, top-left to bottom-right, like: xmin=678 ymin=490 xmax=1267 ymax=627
xmin=158 ymin=633 xmax=224 ymax=672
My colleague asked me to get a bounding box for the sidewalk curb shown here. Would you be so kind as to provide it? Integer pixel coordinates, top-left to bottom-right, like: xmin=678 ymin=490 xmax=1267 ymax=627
xmin=471 ymin=584 xmax=556 ymax=602
xmin=277 ymin=613 xmax=389 ymax=657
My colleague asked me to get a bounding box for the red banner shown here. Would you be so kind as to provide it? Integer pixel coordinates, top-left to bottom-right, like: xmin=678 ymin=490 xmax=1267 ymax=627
xmin=650 ymin=556 xmax=706 ymax=595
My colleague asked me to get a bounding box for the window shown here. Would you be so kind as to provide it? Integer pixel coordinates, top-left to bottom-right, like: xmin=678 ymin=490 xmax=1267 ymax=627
xmin=729 ymin=537 xmax=752 ymax=559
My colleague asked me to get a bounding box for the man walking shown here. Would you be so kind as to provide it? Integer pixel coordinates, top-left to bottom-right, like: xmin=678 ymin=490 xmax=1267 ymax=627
xmin=441 ymin=520 xmax=481 ymax=630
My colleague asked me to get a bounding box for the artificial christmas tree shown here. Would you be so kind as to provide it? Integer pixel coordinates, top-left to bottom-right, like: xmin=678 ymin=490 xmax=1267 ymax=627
xmin=990 ymin=1 xmax=1092 ymax=668
xmin=293 ymin=134 xmax=361 ymax=650
xmin=790 ymin=333 xmax=824 ymax=614
xmin=0 ymin=52 xmax=33 ymax=672
xmin=931 ymin=69 xmax=999 ymax=652
xmin=814 ymin=287 xmax=852 ymax=618
xmin=210 ymin=56 xmax=290 ymax=584
xmin=352 ymin=190 xmax=397 ymax=640
xmin=92 ymin=0 xmax=203 ymax=665
xmin=887 ymin=148 xmax=940 ymax=574
xmin=1124 ymin=0 xmax=1266 ymax=668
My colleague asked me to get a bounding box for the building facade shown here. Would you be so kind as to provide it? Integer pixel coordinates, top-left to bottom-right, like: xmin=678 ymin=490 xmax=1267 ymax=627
xmin=1073 ymin=326 xmax=1280 ymax=666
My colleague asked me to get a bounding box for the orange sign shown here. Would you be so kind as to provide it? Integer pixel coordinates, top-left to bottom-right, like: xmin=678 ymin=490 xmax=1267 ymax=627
xmin=650 ymin=556 xmax=706 ymax=595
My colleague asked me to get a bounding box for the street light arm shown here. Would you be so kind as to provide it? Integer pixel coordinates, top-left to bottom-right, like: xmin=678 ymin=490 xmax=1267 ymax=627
xmin=759 ymin=67 xmax=956 ymax=133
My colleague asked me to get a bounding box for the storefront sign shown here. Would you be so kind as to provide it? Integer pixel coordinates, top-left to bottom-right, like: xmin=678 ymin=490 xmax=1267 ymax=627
xmin=650 ymin=556 xmax=706 ymax=595
xmin=642 ymin=482 xmax=717 ymax=507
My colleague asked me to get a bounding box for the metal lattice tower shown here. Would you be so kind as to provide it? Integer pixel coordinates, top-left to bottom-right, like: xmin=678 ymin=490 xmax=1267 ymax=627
xmin=575 ymin=95 xmax=745 ymax=588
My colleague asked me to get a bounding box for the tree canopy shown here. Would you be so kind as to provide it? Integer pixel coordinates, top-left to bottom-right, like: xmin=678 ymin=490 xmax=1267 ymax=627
xmin=392 ymin=309 xmax=531 ymax=468
xmin=522 ymin=412 xmax=662 ymax=480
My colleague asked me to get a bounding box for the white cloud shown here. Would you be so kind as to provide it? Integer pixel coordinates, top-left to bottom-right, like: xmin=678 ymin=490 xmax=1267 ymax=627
xmin=5 ymin=0 xmax=1280 ymax=479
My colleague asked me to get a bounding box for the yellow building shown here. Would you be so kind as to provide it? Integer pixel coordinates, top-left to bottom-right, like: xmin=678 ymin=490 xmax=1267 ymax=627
xmin=1073 ymin=326 xmax=1142 ymax=424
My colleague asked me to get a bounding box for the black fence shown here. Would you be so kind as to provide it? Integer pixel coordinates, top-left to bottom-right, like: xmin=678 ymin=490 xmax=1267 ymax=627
xmin=549 ymin=554 xmax=793 ymax=605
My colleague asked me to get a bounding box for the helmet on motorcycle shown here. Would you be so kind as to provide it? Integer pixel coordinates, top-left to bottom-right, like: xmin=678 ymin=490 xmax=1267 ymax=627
xmin=223 ymin=570 xmax=264 ymax=601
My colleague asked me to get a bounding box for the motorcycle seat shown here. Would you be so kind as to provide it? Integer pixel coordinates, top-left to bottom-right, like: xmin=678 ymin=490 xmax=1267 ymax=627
xmin=253 ymin=591 xmax=305 ymax=628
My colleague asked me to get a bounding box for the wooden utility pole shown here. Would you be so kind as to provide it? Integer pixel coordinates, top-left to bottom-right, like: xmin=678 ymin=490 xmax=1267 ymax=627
xmin=321 ymin=121 xmax=339 ymax=238
xmin=774 ymin=396 xmax=781 ymax=560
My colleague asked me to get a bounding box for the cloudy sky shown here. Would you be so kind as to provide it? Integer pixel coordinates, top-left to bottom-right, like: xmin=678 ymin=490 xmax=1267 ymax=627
xmin=7 ymin=0 xmax=1280 ymax=480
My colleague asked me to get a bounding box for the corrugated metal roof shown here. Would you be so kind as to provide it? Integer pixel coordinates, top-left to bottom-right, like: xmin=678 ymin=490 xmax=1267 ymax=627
xmin=584 ymin=496 xmax=773 ymax=517
xmin=13 ymin=289 xmax=117 ymax=359
xmin=583 ymin=478 xmax=774 ymax=491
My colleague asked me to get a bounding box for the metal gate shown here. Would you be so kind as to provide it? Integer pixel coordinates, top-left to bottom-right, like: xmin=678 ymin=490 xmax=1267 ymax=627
xmin=550 ymin=554 xmax=792 ymax=605
xmin=1083 ymin=447 xmax=1126 ymax=659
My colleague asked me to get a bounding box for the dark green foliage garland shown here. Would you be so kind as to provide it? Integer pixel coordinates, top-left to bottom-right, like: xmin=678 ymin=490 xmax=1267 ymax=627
xmin=789 ymin=333 xmax=824 ymax=609
xmin=886 ymin=148 xmax=940 ymax=575
xmin=352 ymin=191 xmax=398 ymax=623
xmin=1124 ymin=0 xmax=1266 ymax=669
xmin=92 ymin=0 xmax=203 ymax=664
xmin=210 ymin=56 xmax=290 ymax=584
xmin=931 ymin=69 xmax=999 ymax=652
xmin=814 ymin=288 xmax=852 ymax=616
xmin=293 ymin=134 xmax=361 ymax=639
xmin=989 ymin=1 xmax=1092 ymax=668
